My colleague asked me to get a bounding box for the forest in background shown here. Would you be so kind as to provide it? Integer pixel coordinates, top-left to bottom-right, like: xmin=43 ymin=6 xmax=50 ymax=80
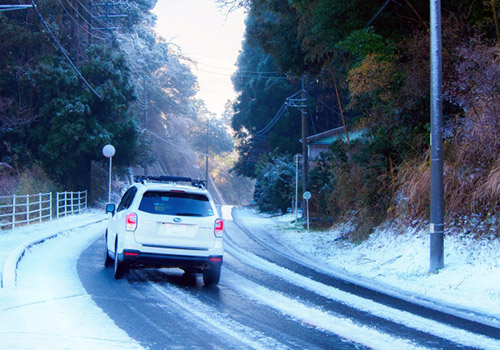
xmin=0 ymin=0 xmax=251 ymax=204
xmin=1 ymin=0 xmax=500 ymax=236
xmin=222 ymin=0 xmax=500 ymax=239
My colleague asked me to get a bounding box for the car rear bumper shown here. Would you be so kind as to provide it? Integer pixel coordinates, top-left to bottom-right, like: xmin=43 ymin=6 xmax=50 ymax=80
xmin=122 ymin=250 xmax=223 ymax=270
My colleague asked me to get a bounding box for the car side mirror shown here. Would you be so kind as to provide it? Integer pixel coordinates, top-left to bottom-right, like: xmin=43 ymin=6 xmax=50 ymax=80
xmin=105 ymin=203 xmax=116 ymax=216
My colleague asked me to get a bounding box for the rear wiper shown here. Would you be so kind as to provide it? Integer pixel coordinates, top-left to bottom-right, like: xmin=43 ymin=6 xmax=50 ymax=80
xmin=174 ymin=213 xmax=202 ymax=217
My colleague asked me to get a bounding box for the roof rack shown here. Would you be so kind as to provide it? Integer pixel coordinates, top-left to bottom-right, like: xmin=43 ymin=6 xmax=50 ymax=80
xmin=133 ymin=175 xmax=207 ymax=189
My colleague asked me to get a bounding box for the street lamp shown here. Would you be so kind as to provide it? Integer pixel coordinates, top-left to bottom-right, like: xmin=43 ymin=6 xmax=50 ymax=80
xmin=102 ymin=144 xmax=115 ymax=203
xmin=205 ymin=118 xmax=209 ymax=190
xmin=294 ymin=153 xmax=303 ymax=223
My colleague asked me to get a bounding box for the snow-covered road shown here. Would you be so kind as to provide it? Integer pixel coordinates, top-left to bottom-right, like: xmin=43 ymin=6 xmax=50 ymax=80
xmin=1 ymin=208 xmax=499 ymax=349
xmin=0 ymin=219 xmax=143 ymax=349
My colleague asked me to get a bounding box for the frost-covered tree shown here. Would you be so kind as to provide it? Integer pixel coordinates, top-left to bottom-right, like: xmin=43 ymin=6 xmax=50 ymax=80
xmin=253 ymin=154 xmax=294 ymax=213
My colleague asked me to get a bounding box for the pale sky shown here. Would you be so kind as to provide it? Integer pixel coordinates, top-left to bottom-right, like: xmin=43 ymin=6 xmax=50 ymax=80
xmin=152 ymin=1 xmax=247 ymax=117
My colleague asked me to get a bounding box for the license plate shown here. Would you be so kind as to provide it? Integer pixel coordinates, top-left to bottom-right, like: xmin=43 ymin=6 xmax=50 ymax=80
xmin=161 ymin=223 xmax=188 ymax=235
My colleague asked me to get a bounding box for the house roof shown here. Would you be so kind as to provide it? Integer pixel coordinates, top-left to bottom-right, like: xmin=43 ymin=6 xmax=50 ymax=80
xmin=306 ymin=127 xmax=345 ymax=144
xmin=300 ymin=127 xmax=365 ymax=145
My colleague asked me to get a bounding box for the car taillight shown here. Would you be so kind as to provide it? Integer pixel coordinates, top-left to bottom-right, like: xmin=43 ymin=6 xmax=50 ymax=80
xmin=214 ymin=219 xmax=223 ymax=237
xmin=126 ymin=213 xmax=137 ymax=231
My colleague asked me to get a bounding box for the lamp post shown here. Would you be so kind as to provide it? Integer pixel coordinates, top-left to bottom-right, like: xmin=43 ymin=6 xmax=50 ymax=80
xmin=205 ymin=118 xmax=209 ymax=190
xmin=102 ymin=144 xmax=115 ymax=203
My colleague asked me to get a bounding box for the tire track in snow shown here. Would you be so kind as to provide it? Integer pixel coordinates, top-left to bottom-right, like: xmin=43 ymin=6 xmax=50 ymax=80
xmin=223 ymin=218 xmax=500 ymax=350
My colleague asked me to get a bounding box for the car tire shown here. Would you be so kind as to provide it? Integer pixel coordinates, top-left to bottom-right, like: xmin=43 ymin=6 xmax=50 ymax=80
xmin=113 ymin=245 xmax=127 ymax=279
xmin=202 ymin=265 xmax=221 ymax=286
xmin=104 ymin=233 xmax=113 ymax=268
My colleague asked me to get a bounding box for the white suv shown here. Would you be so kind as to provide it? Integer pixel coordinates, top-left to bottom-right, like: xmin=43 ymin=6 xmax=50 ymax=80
xmin=104 ymin=176 xmax=224 ymax=286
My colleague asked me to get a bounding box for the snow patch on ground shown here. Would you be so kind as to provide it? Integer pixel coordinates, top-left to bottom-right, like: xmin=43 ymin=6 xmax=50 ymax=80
xmin=223 ymin=270 xmax=426 ymax=350
xmin=234 ymin=207 xmax=500 ymax=319
xmin=0 ymin=214 xmax=143 ymax=350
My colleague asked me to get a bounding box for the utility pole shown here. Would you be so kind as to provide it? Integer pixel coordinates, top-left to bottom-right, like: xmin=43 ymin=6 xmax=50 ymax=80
xmin=330 ymin=69 xmax=350 ymax=145
xmin=286 ymin=75 xmax=309 ymax=219
xmin=430 ymin=0 xmax=444 ymax=272
xmin=300 ymin=75 xmax=308 ymax=218
xmin=91 ymin=1 xmax=126 ymax=41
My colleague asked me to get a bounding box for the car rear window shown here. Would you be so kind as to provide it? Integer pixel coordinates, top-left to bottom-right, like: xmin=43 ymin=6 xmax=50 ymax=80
xmin=138 ymin=191 xmax=214 ymax=217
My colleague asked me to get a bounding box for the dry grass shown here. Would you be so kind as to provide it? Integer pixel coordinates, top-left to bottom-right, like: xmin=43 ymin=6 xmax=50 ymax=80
xmin=483 ymin=164 xmax=500 ymax=203
xmin=395 ymin=40 xmax=500 ymax=229
xmin=395 ymin=153 xmax=430 ymax=219
xmin=397 ymin=155 xmax=500 ymax=223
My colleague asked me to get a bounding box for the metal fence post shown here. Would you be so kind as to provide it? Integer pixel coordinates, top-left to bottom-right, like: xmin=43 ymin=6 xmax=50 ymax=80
xmin=12 ymin=195 xmax=16 ymax=229
xmin=63 ymin=191 xmax=67 ymax=217
xmin=25 ymin=194 xmax=29 ymax=225
xmin=0 ymin=191 xmax=84 ymax=229
xmin=71 ymin=191 xmax=74 ymax=215
xmin=56 ymin=192 xmax=60 ymax=219
xmin=38 ymin=193 xmax=42 ymax=223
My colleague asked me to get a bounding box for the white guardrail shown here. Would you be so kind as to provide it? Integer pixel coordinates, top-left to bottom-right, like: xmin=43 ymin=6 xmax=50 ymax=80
xmin=0 ymin=190 xmax=87 ymax=229
xmin=56 ymin=191 xmax=87 ymax=219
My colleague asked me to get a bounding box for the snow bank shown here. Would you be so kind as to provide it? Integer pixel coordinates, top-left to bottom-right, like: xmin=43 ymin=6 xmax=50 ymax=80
xmin=234 ymin=207 xmax=500 ymax=322
xmin=0 ymin=212 xmax=143 ymax=349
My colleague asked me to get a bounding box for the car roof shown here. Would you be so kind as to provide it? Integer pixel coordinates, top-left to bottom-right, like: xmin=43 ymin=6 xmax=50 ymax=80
xmin=137 ymin=182 xmax=208 ymax=194
xmin=130 ymin=177 xmax=211 ymax=197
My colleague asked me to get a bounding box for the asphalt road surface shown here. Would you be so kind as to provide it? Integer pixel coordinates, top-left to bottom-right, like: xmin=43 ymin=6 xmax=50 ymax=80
xmin=78 ymin=208 xmax=500 ymax=349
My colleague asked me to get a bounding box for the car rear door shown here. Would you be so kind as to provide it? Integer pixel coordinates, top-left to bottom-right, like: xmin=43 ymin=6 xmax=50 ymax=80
xmin=134 ymin=190 xmax=217 ymax=250
xmin=109 ymin=186 xmax=137 ymax=243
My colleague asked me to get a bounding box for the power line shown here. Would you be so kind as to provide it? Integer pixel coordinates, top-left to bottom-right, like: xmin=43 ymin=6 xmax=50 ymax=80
xmin=196 ymin=61 xmax=282 ymax=75
xmin=63 ymin=0 xmax=107 ymax=36
xmin=145 ymin=129 xmax=208 ymax=157
xmin=131 ymin=67 xmax=195 ymax=116
xmin=31 ymin=0 xmax=102 ymax=99
xmin=144 ymin=128 xmax=234 ymax=179
xmin=258 ymin=1 xmax=396 ymax=142
xmin=91 ymin=1 xmax=127 ymax=36
xmin=196 ymin=67 xmax=287 ymax=79
xmin=254 ymin=88 xmax=306 ymax=136
xmin=75 ymin=0 xmax=107 ymax=28
xmin=320 ymin=0 xmax=395 ymax=77
xmin=147 ymin=85 xmax=192 ymax=115
xmin=53 ymin=0 xmax=106 ymax=40
xmin=255 ymin=102 xmax=288 ymax=136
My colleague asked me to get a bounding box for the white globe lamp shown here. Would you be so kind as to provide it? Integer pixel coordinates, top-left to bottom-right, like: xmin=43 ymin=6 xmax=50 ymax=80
xmin=102 ymin=144 xmax=115 ymax=203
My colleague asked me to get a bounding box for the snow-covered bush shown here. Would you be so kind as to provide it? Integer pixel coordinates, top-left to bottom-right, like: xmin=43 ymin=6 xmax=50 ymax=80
xmin=253 ymin=155 xmax=294 ymax=214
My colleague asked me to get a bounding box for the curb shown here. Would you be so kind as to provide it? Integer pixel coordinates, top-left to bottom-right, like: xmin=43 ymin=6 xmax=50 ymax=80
xmin=1 ymin=217 xmax=106 ymax=290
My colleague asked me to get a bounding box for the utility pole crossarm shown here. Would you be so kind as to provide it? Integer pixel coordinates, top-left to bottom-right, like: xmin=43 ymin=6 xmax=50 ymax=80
xmin=0 ymin=5 xmax=33 ymax=11
xmin=287 ymin=97 xmax=307 ymax=109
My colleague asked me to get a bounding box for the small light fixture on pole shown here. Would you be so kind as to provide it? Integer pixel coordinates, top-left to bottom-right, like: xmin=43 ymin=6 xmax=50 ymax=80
xmin=102 ymin=144 xmax=115 ymax=203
